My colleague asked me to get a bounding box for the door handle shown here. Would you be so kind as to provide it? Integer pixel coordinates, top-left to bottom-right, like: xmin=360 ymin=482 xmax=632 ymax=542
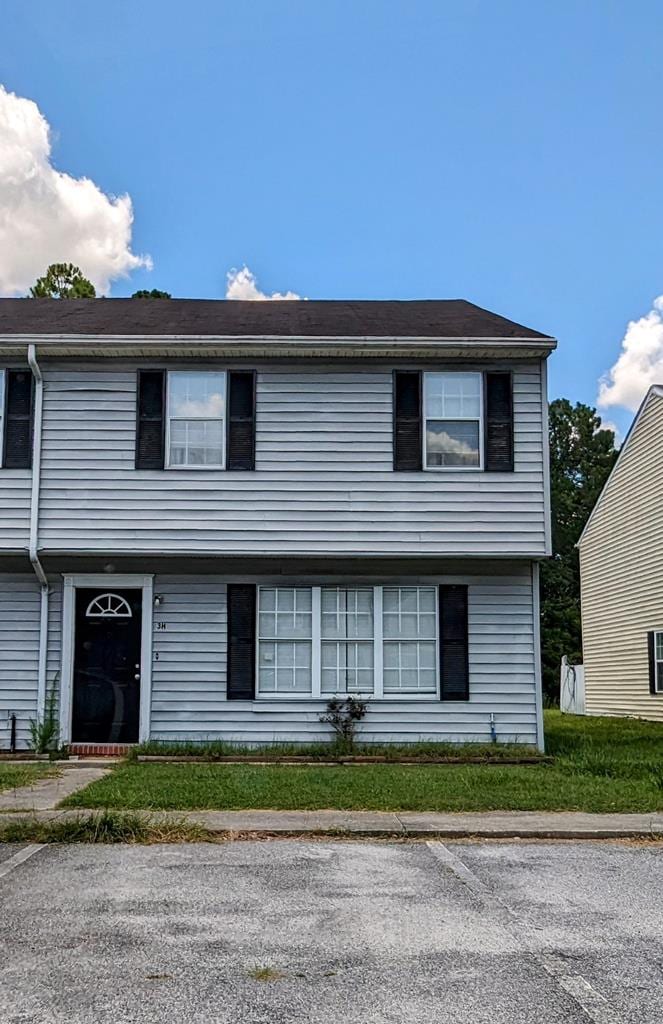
xmin=134 ymin=674 xmax=140 ymax=681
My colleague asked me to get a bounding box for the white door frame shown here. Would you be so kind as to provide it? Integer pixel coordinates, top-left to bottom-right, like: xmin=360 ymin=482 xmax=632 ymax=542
xmin=60 ymin=574 xmax=154 ymax=744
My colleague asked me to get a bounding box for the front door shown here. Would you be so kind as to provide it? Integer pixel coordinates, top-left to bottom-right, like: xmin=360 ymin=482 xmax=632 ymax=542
xmin=72 ymin=588 xmax=142 ymax=743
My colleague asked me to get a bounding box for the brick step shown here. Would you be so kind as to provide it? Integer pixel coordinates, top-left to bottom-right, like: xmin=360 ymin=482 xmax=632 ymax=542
xmin=69 ymin=744 xmax=131 ymax=758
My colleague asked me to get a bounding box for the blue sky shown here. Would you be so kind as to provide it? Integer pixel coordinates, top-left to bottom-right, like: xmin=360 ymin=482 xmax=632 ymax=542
xmin=3 ymin=0 xmax=663 ymax=435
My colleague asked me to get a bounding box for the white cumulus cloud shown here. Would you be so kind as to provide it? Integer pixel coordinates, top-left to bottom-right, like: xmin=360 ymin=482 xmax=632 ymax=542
xmin=225 ymin=266 xmax=302 ymax=300
xmin=598 ymin=295 xmax=663 ymax=412
xmin=0 ymin=84 xmax=150 ymax=296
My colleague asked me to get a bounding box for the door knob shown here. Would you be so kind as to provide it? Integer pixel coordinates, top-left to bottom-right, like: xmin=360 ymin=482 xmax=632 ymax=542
xmin=134 ymin=673 xmax=140 ymax=681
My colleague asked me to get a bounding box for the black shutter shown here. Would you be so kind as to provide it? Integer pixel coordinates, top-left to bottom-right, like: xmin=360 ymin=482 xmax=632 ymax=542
xmin=227 ymin=584 xmax=256 ymax=700
xmin=648 ymin=632 xmax=657 ymax=695
xmin=393 ymin=371 xmax=422 ymax=471
xmin=3 ymin=370 xmax=34 ymax=469
xmin=439 ymin=585 xmax=469 ymax=701
xmin=136 ymin=370 xmax=165 ymax=469
xmin=227 ymin=371 xmax=256 ymax=470
xmin=484 ymin=372 xmax=514 ymax=472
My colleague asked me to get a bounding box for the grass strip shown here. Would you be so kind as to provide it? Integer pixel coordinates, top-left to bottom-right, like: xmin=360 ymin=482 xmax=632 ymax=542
xmin=132 ymin=738 xmax=540 ymax=762
xmin=59 ymin=711 xmax=663 ymax=815
xmin=0 ymin=764 xmax=57 ymax=794
xmin=0 ymin=811 xmax=214 ymax=844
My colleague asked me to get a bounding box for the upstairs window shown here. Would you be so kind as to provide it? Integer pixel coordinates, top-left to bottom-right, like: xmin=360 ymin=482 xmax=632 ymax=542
xmin=166 ymin=371 xmax=226 ymax=468
xmin=423 ymin=372 xmax=482 ymax=469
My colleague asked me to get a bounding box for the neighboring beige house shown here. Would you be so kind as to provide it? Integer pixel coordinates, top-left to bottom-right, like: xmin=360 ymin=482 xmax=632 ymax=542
xmin=578 ymin=385 xmax=663 ymax=720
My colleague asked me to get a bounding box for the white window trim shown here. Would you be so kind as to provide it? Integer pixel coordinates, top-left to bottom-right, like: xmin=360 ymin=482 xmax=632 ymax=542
xmin=165 ymin=369 xmax=226 ymax=471
xmin=655 ymin=630 xmax=663 ymax=693
xmin=59 ymin=574 xmax=154 ymax=744
xmin=423 ymin=370 xmax=483 ymax=472
xmin=255 ymin=585 xmax=440 ymax=701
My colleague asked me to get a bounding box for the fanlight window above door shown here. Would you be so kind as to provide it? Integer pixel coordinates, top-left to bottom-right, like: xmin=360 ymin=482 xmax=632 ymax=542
xmin=85 ymin=593 xmax=133 ymax=618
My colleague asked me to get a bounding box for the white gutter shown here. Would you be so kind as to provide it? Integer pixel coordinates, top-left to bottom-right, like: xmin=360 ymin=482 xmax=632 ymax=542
xmin=27 ymin=344 xmax=49 ymax=719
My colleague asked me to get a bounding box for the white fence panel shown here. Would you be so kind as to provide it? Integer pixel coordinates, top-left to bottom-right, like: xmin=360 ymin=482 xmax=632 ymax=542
xmin=560 ymin=655 xmax=585 ymax=715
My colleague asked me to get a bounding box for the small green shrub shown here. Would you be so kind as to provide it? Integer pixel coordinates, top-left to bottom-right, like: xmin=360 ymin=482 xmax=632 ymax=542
xmin=319 ymin=696 xmax=368 ymax=753
xmin=29 ymin=677 xmax=60 ymax=754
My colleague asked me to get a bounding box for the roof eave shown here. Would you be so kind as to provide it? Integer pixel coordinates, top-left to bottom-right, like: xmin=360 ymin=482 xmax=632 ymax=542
xmin=0 ymin=334 xmax=557 ymax=359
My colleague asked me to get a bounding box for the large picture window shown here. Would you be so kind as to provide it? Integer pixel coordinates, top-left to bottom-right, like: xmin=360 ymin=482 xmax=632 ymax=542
xmin=166 ymin=371 xmax=226 ymax=468
xmin=256 ymin=585 xmax=439 ymax=698
xmin=424 ymin=372 xmax=482 ymax=469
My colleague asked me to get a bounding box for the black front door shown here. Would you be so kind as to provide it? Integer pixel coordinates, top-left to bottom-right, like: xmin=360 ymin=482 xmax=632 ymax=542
xmin=72 ymin=588 xmax=142 ymax=743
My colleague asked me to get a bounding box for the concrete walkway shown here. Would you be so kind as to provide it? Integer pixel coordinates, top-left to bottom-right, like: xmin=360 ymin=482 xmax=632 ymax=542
xmin=0 ymin=766 xmax=110 ymax=812
xmin=2 ymin=803 xmax=663 ymax=838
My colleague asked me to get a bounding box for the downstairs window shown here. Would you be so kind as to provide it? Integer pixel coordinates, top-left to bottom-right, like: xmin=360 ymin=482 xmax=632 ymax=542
xmin=256 ymin=585 xmax=439 ymax=698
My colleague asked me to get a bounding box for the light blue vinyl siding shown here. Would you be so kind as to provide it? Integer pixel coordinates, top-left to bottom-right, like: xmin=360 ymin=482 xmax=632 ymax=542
xmin=34 ymin=361 xmax=546 ymax=556
xmin=0 ymin=575 xmax=62 ymax=750
xmin=0 ymin=565 xmax=538 ymax=748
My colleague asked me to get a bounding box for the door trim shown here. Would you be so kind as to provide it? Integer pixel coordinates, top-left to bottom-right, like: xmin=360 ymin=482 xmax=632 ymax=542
xmin=60 ymin=574 xmax=154 ymax=744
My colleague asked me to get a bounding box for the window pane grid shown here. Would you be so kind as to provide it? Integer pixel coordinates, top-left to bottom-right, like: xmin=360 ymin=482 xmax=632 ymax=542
xmin=322 ymin=641 xmax=374 ymax=694
xmin=258 ymin=588 xmax=313 ymax=695
xmin=167 ymin=371 xmax=226 ymax=468
xmin=257 ymin=586 xmax=438 ymax=699
xmin=321 ymin=588 xmax=374 ymax=694
xmin=383 ymin=587 xmax=437 ymax=695
xmin=424 ymin=372 xmax=481 ymax=469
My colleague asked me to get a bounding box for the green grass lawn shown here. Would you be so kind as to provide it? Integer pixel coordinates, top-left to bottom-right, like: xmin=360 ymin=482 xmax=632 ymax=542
xmin=0 ymin=764 xmax=55 ymax=794
xmin=62 ymin=711 xmax=663 ymax=814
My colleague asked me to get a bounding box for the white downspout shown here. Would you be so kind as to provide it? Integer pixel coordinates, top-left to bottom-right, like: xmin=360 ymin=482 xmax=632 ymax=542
xmin=27 ymin=344 xmax=48 ymax=720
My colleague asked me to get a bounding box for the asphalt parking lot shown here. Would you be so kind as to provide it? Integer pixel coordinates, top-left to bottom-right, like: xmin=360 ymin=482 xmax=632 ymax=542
xmin=1 ymin=838 xmax=662 ymax=1023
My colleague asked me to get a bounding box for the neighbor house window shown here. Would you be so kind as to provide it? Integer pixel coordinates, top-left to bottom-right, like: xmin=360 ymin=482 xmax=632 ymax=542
xmin=656 ymin=632 xmax=663 ymax=693
xmin=424 ymin=372 xmax=482 ymax=469
xmin=166 ymin=371 xmax=226 ymax=468
xmin=258 ymin=588 xmax=313 ymax=694
xmin=383 ymin=587 xmax=438 ymax=694
xmin=256 ymin=585 xmax=438 ymax=698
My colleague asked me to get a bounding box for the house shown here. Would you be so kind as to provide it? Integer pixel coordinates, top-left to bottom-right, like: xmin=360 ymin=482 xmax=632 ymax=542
xmin=578 ymin=385 xmax=663 ymax=721
xmin=0 ymin=299 xmax=555 ymax=751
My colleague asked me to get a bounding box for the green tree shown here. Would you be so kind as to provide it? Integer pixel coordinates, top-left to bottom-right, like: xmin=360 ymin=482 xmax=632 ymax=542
xmin=540 ymin=399 xmax=618 ymax=703
xmin=131 ymin=289 xmax=172 ymax=299
xmin=29 ymin=263 xmax=96 ymax=299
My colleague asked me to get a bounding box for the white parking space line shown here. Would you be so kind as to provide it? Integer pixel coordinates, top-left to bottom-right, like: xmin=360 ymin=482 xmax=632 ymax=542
xmin=0 ymin=844 xmax=46 ymax=880
xmin=426 ymin=841 xmax=621 ymax=1024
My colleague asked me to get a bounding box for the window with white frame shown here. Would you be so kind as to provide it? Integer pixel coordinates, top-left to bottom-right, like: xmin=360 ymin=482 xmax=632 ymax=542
xmin=321 ymin=588 xmax=374 ymax=694
xmin=258 ymin=588 xmax=313 ymax=694
xmin=424 ymin=372 xmax=482 ymax=469
xmin=656 ymin=632 xmax=663 ymax=693
xmin=166 ymin=371 xmax=226 ymax=468
xmin=383 ymin=587 xmax=438 ymax=694
xmin=256 ymin=585 xmax=439 ymax=698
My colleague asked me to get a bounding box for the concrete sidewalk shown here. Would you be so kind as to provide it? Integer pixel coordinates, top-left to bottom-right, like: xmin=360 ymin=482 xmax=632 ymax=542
xmin=0 ymin=766 xmax=110 ymax=812
xmin=2 ymin=805 xmax=663 ymax=839
xmin=3 ymin=763 xmax=663 ymax=839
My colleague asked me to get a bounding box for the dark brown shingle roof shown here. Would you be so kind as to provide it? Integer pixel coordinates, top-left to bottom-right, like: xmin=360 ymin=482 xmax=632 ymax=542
xmin=0 ymin=298 xmax=552 ymax=340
